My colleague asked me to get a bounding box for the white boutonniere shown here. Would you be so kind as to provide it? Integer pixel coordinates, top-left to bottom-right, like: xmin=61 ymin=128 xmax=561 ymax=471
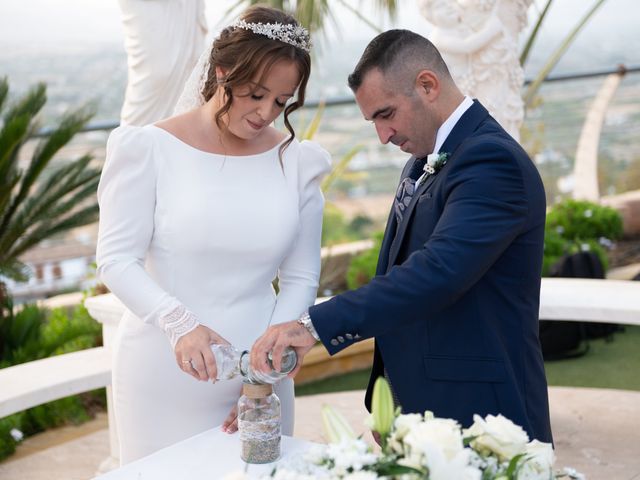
xmin=417 ymin=152 xmax=449 ymax=185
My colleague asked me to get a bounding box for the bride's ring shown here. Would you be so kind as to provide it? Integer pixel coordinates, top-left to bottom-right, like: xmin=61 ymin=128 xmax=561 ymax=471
xmin=181 ymin=359 xmax=192 ymax=365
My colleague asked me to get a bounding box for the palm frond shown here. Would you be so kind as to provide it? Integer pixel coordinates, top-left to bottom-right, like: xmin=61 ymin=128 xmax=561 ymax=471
xmin=0 ymin=165 xmax=100 ymax=257
xmin=0 ymin=171 xmax=21 ymax=220
xmin=4 ymin=176 xmax=100 ymax=261
xmin=0 ymin=259 xmax=30 ymax=283
xmin=22 ymin=104 xmax=95 ymax=196
xmin=219 ymin=0 xmax=252 ymax=26
xmin=0 ymin=80 xmax=98 ymax=285
xmin=225 ymin=0 xmax=396 ymax=37
xmin=373 ymin=0 xmax=397 ymax=18
xmin=0 ymin=83 xmax=48 ymax=226
xmin=321 ymin=144 xmax=363 ymax=192
xmin=2 ymin=82 xmax=46 ymax=125
xmin=337 ymin=0 xmax=383 ymax=33
xmin=520 ymin=0 xmax=553 ymax=66
xmin=302 ymin=100 xmax=325 ymax=140
xmin=0 ymin=103 xmax=94 ymax=236
xmin=8 ymin=204 xmax=99 ymax=261
xmin=0 ymin=77 xmax=8 ymax=116
xmin=523 ymin=0 xmax=607 ymax=109
xmin=0 ymin=114 xmax=31 ymax=187
xmin=296 ymin=0 xmax=334 ymax=33
xmin=28 ymin=175 xmax=100 ymax=231
xmin=7 ymin=155 xmax=97 ymax=236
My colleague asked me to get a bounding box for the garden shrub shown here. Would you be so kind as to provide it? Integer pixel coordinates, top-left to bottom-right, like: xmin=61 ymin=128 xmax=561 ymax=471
xmin=0 ymin=301 xmax=104 ymax=461
xmin=346 ymin=232 xmax=383 ymax=290
xmin=543 ymin=199 xmax=622 ymax=276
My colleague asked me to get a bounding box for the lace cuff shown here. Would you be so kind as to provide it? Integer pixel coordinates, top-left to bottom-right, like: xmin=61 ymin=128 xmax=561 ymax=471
xmin=159 ymin=305 xmax=200 ymax=348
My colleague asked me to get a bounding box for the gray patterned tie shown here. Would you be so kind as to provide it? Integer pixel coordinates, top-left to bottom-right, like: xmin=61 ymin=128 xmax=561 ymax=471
xmin=393 ymin=156 xmax=428 ymax=225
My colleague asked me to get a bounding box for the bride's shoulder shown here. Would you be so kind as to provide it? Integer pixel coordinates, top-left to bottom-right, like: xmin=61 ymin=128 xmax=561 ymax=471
xmin=288 ymin=139 xmax=331 ymax=186
xmin=110 ymin=117 xmax=181 ymax=143
xmin=105 ymin=124 xmax=158 ymax=167
xmin=107 ymin=124 xmax=154 ymax=149
xmin=298 ymin=140 xmax=331 ymax=169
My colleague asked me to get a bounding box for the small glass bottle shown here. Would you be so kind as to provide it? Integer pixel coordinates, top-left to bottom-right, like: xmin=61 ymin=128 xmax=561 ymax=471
xmin=210 ymin=344 xmax=297 ymax=384
xmin=238 ymin=382 xmax=281 ymax=463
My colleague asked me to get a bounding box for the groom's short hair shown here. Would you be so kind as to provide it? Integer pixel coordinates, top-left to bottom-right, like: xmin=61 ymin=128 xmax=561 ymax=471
xmin=348 ymin=29 xmax=452 ymax=94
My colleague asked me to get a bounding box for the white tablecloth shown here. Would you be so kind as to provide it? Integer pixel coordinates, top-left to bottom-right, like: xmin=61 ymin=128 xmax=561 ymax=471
xmin=94 ymin=428 xmax=318 ymax=479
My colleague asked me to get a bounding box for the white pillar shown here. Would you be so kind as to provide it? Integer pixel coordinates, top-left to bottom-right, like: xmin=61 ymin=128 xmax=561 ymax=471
xmin=85 ymin=293 xmax=125 ymax=473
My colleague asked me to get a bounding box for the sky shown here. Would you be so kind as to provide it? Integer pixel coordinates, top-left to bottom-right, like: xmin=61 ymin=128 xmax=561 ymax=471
xmin=1 ymin=0 xmax=638 ymax=63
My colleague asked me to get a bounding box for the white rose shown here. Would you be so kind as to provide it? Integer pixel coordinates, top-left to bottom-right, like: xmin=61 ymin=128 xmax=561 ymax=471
xmin=393 ymin=413 xmax=423 ymax=439
xmin=464 ymin=414 xmax=529 ymax=462
xmin=426 ymin=153 xmax=440 ymax=167
xmin=417 ymin=442 xmax=481 ymax=480
xmin=518 ymin=440 xmax=555 ymax=480
xmin=398 ymin=452 xmax=425 ymax=471
xmin=404 ymin=418 xmax=464 ymax=461
xmin=326 ymin=438 xmax=377 ymax=475
xmin=303 ymin=444 xmax=328 ymax=465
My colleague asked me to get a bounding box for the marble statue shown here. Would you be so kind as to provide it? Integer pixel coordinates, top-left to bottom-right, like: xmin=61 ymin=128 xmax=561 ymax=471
xmin=419 ymin=0 xmax=533 ymax=141
xmin=117 ymin=0 xmax=207 ymax=125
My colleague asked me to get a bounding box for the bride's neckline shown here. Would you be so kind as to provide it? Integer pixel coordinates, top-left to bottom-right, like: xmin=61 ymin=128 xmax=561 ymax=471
xmin=148 ymin=124 xmax=291 ymax=158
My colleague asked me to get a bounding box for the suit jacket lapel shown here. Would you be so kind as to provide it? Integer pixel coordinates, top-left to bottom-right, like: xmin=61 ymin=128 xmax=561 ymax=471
xmin=376 ymin=207 xmax=397 ymax=275
xmin=386 ymin=100 xmax=490 ymax=269
xmin=387 ymin=172 xmax=437 ymax=269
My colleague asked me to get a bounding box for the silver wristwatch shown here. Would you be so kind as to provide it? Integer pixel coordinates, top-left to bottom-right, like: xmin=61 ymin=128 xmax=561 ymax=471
xmin=297 ymin=310 xmax=320 ymax=341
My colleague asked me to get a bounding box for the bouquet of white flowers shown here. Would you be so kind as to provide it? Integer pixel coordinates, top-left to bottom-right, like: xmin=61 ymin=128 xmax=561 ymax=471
xmin=228 ymin=378 xmax=584 ymax=480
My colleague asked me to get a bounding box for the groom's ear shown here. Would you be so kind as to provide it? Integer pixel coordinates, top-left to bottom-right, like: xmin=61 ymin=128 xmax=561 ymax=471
xmin=415 ymin=70 xmax=439 ymax=100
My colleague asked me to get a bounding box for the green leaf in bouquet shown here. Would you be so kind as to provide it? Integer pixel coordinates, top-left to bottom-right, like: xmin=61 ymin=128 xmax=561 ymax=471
xmin=505 ymin=452 xmax=526 ymax=478
xmin=374 ymin=458 xmax=424 ymax=477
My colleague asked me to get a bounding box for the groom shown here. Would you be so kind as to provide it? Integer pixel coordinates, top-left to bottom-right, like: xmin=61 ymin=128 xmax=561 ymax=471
xmin=251 ymin=29 xmax=553 ymax=443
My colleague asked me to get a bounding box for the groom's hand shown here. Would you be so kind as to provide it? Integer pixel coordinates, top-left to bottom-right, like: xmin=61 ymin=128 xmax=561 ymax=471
xmin=250 ymin=321 xmax=317 ymax=378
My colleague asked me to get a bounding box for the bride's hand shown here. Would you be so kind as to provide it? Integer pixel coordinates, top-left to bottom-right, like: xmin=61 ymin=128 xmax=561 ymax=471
xmin=174 ymin=325 xmax=230 ymax=382
xmin=221 ymin=404 xmax=238 ymax=434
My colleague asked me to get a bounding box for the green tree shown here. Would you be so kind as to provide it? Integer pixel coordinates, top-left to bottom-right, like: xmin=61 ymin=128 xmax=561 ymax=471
xmin=0 ymin=78 xmax=100 ymax=301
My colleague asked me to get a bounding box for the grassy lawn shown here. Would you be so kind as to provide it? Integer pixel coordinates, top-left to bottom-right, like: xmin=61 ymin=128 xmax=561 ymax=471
xmin=544 ymin=325 xmax=640 ymax=390
xmin=295 ymin=326 xmax=640 ymax=396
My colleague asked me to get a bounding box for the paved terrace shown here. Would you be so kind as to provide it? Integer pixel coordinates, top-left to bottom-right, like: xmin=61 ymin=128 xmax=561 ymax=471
xmin=0 ymin=386 xmax=639 ymax=480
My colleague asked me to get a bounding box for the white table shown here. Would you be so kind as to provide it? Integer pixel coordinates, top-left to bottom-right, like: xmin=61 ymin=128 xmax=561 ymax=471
xmin=93 ymin=428 xmax=318 ymax=479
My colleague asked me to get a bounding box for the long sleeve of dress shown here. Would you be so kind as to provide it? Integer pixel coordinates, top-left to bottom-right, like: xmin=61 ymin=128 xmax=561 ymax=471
xmin=96 ymin=126 xmax=198 ymax=346
xmin=269 ymin=141 xmax=331 ymax=326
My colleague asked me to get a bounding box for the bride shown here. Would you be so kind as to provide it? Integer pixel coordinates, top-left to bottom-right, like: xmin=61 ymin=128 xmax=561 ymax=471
xmin=96 ymin=5 xmax=330 ymax=464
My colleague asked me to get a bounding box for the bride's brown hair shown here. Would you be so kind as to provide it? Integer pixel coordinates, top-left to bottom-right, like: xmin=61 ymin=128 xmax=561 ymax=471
xmin=201 ymin=5 xmax=311 ymax=159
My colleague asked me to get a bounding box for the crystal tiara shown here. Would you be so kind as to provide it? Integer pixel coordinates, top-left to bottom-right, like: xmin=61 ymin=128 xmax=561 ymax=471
xmin=232 ymin=19 xmax=311 ymax=53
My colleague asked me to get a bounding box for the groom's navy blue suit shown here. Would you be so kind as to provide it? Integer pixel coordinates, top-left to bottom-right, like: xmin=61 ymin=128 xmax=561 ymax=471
xmin=310 ymin=100 xmax=553 ymax=443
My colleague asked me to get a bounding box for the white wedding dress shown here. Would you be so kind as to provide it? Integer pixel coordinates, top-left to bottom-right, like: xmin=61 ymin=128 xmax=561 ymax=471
xmin=96 ymin=124 xmax=330 ymax=464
